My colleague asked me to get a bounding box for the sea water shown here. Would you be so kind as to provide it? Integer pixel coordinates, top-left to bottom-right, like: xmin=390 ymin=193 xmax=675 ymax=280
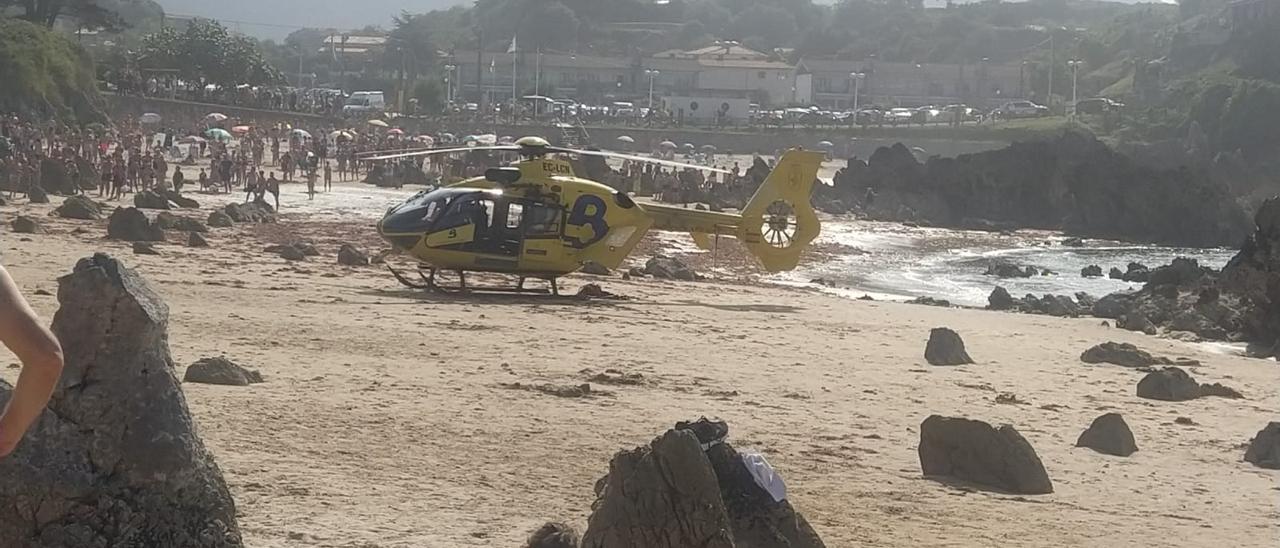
xmin=785 ymin=220 xmax=1238 ymax=307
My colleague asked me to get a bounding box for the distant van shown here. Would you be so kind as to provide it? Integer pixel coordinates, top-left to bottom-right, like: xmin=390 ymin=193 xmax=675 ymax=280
xmin=343 ymin=91 xmax=386 ymax=115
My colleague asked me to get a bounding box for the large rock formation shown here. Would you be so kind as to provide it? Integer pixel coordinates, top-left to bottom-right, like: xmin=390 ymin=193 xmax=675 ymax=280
xmin=644 ymin=256 xmax=698 ymax=281
xmin=54 ymin=195 xmax=103 ymax=220
xmin=1219 ymin=197 xmax=1280 ymax=352
xmin=1136 ymin=367 xmax=1203 ymax=401
xmin=918 ymin=415 xmax=1053 ymax=494
xmin=582 ymin=421 xmax=824 ymax=548
xmin=1076 ymin=413 xmax=1138 ymax=457
xmin=924 ymin=328 xmax=974 ymax=365
xmin=819 ymin=131 xmax=1249 ymax=247
xmin=107 ymin=207 xmax=165 ymax=242
xmin=0 ymin=253 xmax=241 ymax=546
xmin=1244 ymin=422 xmax=1280 ymax=469
xmin=1080 ymin=342 xmax=1162 ymax=367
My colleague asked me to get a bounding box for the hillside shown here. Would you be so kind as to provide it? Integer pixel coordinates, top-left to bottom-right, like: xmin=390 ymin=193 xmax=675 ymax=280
xmin=0 ymin=18 xmax=106 ymax=122
xmin=152 ymin=0 xmax=467 ymax=39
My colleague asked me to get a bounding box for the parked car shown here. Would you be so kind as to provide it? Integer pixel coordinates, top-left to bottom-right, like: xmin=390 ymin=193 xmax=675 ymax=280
xmin=1075 ymin=97 xmax=1124 ymax=116
xmin=342 ymin=91 xmax=386 ymax=115
xmin=887 ymin=107 xmax=915 ymax=124
xmin=995 ymin=100 xmax=1049 ymax=119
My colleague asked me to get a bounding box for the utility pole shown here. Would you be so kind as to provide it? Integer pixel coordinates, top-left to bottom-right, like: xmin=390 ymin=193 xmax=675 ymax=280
xmin=475 ymin=28 xmax=484 ymax=108
xmin=1067 ymin=59 xmax=1082 ymax=118
xmin=1047 ymin=34 xmax=1054 ymax=110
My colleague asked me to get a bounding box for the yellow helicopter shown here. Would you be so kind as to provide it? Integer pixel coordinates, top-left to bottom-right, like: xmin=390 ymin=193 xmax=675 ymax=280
xmin=368 ymin=136 xmax=823 ymax=294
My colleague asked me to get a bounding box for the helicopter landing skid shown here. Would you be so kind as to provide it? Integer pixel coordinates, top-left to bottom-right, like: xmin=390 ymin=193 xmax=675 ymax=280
xmin=387 ymin=264 xmax=560 ymax=296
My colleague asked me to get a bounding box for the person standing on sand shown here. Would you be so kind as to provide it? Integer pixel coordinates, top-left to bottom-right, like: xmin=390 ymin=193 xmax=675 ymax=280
xmin=265 ymin=172 xmax=280 ymax=209
xmin=323 ymin=161 xmax=332 ymax=192
xmin=172 ymin=168 xmax=184 ymax=194
xmin=305 ymin=169 xmax=316 ymax=201
xmin=0 ymin=264 xmax=64 ymax=457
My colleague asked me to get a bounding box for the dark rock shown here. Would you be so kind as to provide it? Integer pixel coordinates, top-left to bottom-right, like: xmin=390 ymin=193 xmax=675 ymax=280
xmin=1197 ymin=287 xmax=1220 ymax=306
xmin=294 ymin=242 xmax=320 ymax=257
xmin=277 ymin=245 xmax=306 ymax=261
xmin=54 ymin=195 xmax=103 ymax=220
xmin=1076 ymin=413 xmax=1138 ymax=457
xmin=1062 ymin=237 xmax=1085 ymax=247
xmin=1198 ymin=382 xmax=1243 ymax=399
xmin=163 ymin=190 xmax=199 ymax=208
xmin=1136 ymin=367 xmax=1201 ymax=401
xmin=11 ymin=215 xmax=44 ymax=234
xmin=907 ymin=296 xmax=951 ymax=307
xmin=223 ymin=201 xmax=275 ymax=224
xmin=988 ymin=286 xmax=1015 ymax=310
xmin=1244 ymin=422 xmax=1280 ymax=469
xmin=154 ymin=213 xmax=205 ymax=233
xmin=1041 ymin=294 xmax=1081 ymax=317
xmin=627 ymin=267 xmax=646 ymax=278
xmin=581 ymin=423 xmax=824 ymax=548
xmin=134 ymin=189 xmax=172 ymax=210
xmin=27 ymin=185 xmax=49 ymax=203
xmin=107 ymin=207 xmax=165 ymax=242
xmin=155 ymin=211 xmax=179 ymax=229
xmin=1080 ymin=342 xmax=1160 ymax=367
xmin=581 ymin=261 xmax=611 ymax=276
xmin=208 ymin=211 xmax=235 ymax=228
xmin=1147 ymin=257 xmax=1209 ymax=287
xmin=918 ymin=415 xmax=1053 ymax=494
xmin=1074 ymin=292 xmax=1097 ymax=308
xmin=337 ymin=244 xmax=369 ymax=266
xmin=1081 ymin=265 xmax=1103 ymax=278
xmin=1109 ymin=267 xmax=1125 ymax=280
xmin=1118 ymin=313 xmax=1158 ymax=335
xmin=183 ymin=357 xmax=263 ymax=386
xmin=0 ymin=253 xmax=242 ymax=546
xmin=985 ymin=262 xmax=1035 ymax=278
xmin=645 ymin=256 xmax=697 ymax=281
xmin=925 ymin=327 xmax=974 ymax=366
xmin=132 ymin=242 xmax=161 ymax=255
xmin=188 ymin=232 xmax=210 ymax=248
xmin=525 ymin=523 xmax=580 ymax=548
xmin=1091 ymin=293 xmax=1135 ymax=319
xmin=1122 ymin=262 xmax=1150 ymax=283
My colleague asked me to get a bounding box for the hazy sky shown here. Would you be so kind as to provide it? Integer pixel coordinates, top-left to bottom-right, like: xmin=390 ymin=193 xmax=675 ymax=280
xmin=154 ymin=0 xmax=468 ymax=40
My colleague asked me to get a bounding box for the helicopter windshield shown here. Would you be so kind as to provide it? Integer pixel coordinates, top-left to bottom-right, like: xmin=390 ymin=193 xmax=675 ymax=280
xmin=382 ymin=188 xmax=500 ymax=236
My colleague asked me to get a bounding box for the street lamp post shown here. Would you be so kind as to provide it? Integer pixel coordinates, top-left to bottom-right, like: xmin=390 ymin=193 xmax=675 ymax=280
xmin=849 ymin=72 xmax=865 ymax=113
xmin=645 ymin=69 xmax=660 ymax=118
xmin=444 ymin=64 xmax=457 ymax=107
xmin=1067 ymin=59 xmax=1082 ymax=118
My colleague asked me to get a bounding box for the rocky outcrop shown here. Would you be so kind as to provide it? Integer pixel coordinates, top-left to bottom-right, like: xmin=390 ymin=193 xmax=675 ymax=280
xmin=1080 ymin=342 xmax=1162 ymax=367
xmin=337 ymin=244 xmax=369 ymax=266
xmin=988 ymin=286 xmax=1015 ymax=310
xmin=188 ymin=232 xmax=210 ymax=248
xmin=1076 ymin=413 xmax=1138 ymax=457
xmin=1244 ymin=422 xmax=1280 ymax=469
xmin=163 ymin=190 xmax=199 ymax=208
xmin=918 ymin=415 xmax=1053 ymax=494
xmin=985 ymin=262 xmax=1038 ymax=278
xmin=820 ymin=131 xmax=1249 ymax=247
xmin=582 ymin=421 xmax=824 ymax=547
xmin=1218 ymin=197 xmax=1280 ymax=351
xmin=986 ymin=291 xmax=1085 ymax=317
xmin=1081 ymin=265 xmax=1103 ymax=278
xmin=184 ymin=357 xmax=263 ymax=386
xmin=1090 ymin=258 xmax=1243 ymax=343
xmin=155 ymin=212 xmax=208 ymax=233
xmin=28 ymin=184 xmax=49 ymax=203
xmin=645 ymin=256 xmax=698 ymax=281
xmin=223 ymin=201 xmax=275 ymax=224
xmin=1136 ymin=367 xmax=1204 ymax=401
xmin=924 ymin=328 xmax=974 ymax=365
xmin=54 ymin=195 xmax=104 ymax=220
xmin=132 ymin=242 xmax=161 ymax=255
xmin=207 ymin=211 xmax=235 ymax=228
xmin=107 ymin=207 xmax=165 ymax=242
xmin=0 ymin=254 xmax=241 ymax=546
xmin=581 ymin=261 xmax=611 ymax=276
xmin=134 ymin=190 xmax=172 ymax=210
xmin=11 ymin=215 xmax=44 ymax=234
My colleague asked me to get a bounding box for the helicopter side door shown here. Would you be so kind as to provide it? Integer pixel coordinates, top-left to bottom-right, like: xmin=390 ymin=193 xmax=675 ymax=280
xmin=514 ymin=200 xmax=572 ymax=274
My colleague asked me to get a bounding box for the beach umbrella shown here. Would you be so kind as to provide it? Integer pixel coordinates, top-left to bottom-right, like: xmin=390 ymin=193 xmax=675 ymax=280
xmin=682 ymin=142 xmax=696 ymax=150
xmin=439 ymin=132 xmax=456 ymax=142
xmin=387 ymin=128 xmax=405 ymax=136
xmin=291 ymin=129 xmax=312 ymax=140
xmin=700 ymin=144 xmax=717 ymax=151
xmin=659 ymin=140 xmax=677 ymax=149
xmin=912 ymin=146 xmax=928 ymax=155
xmin=367 ymin=119 xmax=389 ymax=128
xmin=462 ymin=134 xmax=479 ymax=143
xmin=139 ymin=112 xmax=162 ymax=124
xmin=203 ymin=112 xmax=228 ymax=123
xmin=329 ymin=130 xmax=352 ymax=140
xmin=231 ymin=125 xmax=252 ymax=135
xmin=178 ymin=135 xmax=206 ymax=144
xmin=415 ymin=135 xmax=435 ymax=146
xmin=616 ymin=135 xmax=635 ymax=144
xmin=816 ymin=140 xmax=834 ymax=149
xmin=498 ymin=135 xmax=515 ymax=144
xmin=204 ymin=128 xmax=232 ymax=141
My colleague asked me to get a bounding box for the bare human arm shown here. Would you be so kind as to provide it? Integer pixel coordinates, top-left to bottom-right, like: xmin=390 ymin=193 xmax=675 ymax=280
xmin=0 ymin=265 xmax=64 ymax=457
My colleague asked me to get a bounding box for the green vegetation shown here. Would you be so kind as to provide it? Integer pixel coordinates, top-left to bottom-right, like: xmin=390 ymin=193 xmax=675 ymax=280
xmin=137 ymin=18 xmax=283 ymax=87
xmin=0 ymin=17 xmax=105 ymax=122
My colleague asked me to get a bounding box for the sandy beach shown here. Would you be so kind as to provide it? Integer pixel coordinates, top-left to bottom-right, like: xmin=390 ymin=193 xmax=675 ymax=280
xmin=0 ymin=180 xmax=1276 ymax=547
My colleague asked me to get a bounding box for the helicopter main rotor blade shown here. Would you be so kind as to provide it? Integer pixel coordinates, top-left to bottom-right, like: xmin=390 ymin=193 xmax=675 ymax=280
xmin=362 ymin=145 xmax=520 ymax=162
xmin=549 ymin=147 xmax=730 ymax=174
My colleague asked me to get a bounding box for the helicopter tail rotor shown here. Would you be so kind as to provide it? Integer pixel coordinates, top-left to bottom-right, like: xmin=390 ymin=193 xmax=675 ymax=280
xmin=736 ymin=149 xmax=825 ymax=272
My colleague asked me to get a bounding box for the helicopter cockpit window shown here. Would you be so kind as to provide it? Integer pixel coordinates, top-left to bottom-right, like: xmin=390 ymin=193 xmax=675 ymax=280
xmin=523 ymin=203 xmax=563 ymax=237
xmin=506 ymin=203 xmax=524 ymax=230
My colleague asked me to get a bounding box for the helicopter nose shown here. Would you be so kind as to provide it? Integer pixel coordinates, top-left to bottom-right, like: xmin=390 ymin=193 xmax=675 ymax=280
xmin=379 ymin=206 xmax=431 ymax=251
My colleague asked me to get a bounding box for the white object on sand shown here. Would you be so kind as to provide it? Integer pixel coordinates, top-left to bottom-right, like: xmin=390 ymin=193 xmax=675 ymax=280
xmin=740 ymin=452 xmax=787 ymax=502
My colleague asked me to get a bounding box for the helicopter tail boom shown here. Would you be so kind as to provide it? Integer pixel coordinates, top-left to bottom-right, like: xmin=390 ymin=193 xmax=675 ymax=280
xmin=736 ymin=149 xmax=825 ymax=272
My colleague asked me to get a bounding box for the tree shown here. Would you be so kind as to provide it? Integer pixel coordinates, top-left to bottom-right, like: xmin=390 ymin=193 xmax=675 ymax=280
xmin=518 ymin=0 xmax=579 ymax=52
xmin=137 ymin=19 xmax=283 ymax=87
xmin=0 ymin=0 xmax=123 ymax=30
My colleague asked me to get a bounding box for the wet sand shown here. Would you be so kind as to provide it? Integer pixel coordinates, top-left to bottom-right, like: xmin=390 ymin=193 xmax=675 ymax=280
xmin=0 ymin=181 xmax=1276 ymax=547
